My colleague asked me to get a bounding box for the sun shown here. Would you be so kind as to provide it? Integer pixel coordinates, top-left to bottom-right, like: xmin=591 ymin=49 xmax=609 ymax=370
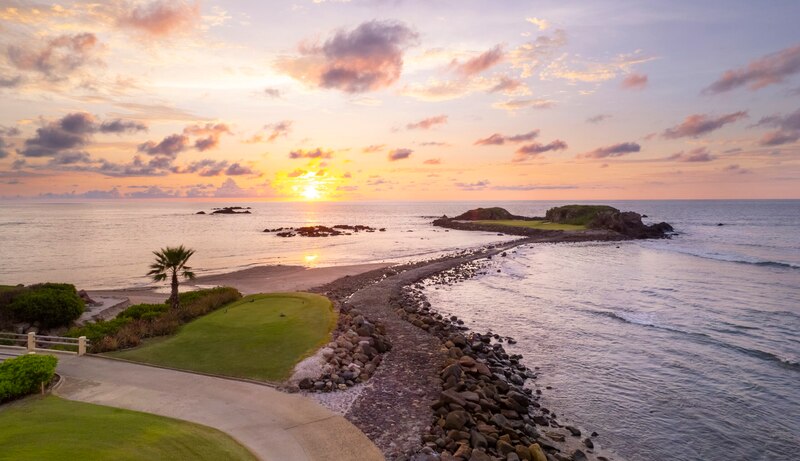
xmin=301 ymin=183 xmax=322 ymax=200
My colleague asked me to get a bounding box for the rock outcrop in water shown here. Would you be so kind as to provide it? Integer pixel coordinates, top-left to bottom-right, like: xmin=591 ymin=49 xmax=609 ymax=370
xmin=264 ymin=224 xmax=382 ymax=237
xmin=435 ymin=205 xmax=673 ymax=240
xmin=211 ymin=206 xmax=251 ymax=214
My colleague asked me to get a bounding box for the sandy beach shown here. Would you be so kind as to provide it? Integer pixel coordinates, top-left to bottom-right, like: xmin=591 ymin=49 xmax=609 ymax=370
xmin=87 ymin=262 xmax=392 ymax=306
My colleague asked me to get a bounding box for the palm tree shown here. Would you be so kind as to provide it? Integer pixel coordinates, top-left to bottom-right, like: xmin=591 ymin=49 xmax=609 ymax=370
xmin=148 ymin=245 xmax=196 ymax=310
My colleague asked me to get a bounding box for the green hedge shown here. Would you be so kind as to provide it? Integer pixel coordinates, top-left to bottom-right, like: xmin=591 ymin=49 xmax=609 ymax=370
xmin=68 ymin=287 xmax=242 ymax=353
xmin=4 ymin=284 xmax=84 ymax=329
xmin=0 ymin=354 xmax=58 ymax=402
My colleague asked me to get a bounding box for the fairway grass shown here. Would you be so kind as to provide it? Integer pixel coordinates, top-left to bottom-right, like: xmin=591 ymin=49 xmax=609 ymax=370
xmin=474 ymin=220 xmax=587 ymax=231
xmin=109 ymin=292 xmax=336 ymax=382
xmin=0 ymin=396 xmax=256 ymax=461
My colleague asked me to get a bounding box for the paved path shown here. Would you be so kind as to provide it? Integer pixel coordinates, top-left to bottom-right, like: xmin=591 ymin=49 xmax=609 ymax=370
xmin=1 ymin=349 xmax=383 ymax=461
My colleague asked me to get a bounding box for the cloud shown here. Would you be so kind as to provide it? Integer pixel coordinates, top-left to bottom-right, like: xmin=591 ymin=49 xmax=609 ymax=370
xmin=760 ymin=130 xmax=800 ymax=146
xmin=138 ymin=134 xmax=189 ymax=157
xmin=7 ymin=33 xmax=100 ymax=79
xmin=513 ymin=140 xmax=568 ymax=161
xmin=419 ymin=141 xmax=450 ymax=147
xmin=37 ymin=188 xmax=123 ymax=200
xmin=388 ymin=148 xmax=412 ymax=161
xmin=488 ymin=75 xmax=527 ymax=94
xmin=21 ymin=112 xmax=146 ymax=158
xmin=174 ymin=159 xmax=227 ymax=176
xmin=509 ymin=29 xmax=567 ymax=78
xmin=450 ymin=45 xmax=504 ymax=76
xmin=0 ymin=75 xmax=23 ymax=88
xmin=492 ymin=184 xmax=577 ymax=191
xmin=621 ymin=73 xmax=648 ymax=90
xmin=289 ymin=148 xmax=333 ymax=159
xmin=263 ymin=88 xmax=282 ymax=98
xmin=492 ymin=99 xmax=554 ymax=111
xmin=214 ymin=178 xmax=250 ymax=197
xmin=117 ymin=0 xmax=201 ymax=37
xmin=225 ymin=163 xmax=255 ymax=176
xmin=587 ymin=114 xmax=612 ymax=124
xmin=662 ymin=111 xmax=747 ymax=139
xmin=406 ymin=115 xmax=448 ymax=130
xmin=126 ymin=186 xmax=180 ymax=199
xmin=362 ymin=144 xmax=385 ymax=153
xmin=455 ymin=180 xmax=490 ymax=191
xmin=667 ymin=147 xmax=716 ymax=162
xmin=247 ymin=121 xmax=292 ymax=143
xmin=276 ymin=20 xmax=418 ymax=93
xmin=754 ymin=108 xmax=800 ymax=146
xmin=0 ymin=139 xmax=12 ymax=159
xmin=48 ymin=151 xmax=92 ymax=165
xmin=581 ymin=142 xmax=641 ymax=159
xmin=541 ymin=51 xmax=653 ymax=83
xmin=423 ymin=158 xmax=441 ymax=165
xmin=184 ymin=123 xmax=232 ymax=151
xmin=0 ymin=126 xmax=20 ymax=159
xmin=526 ymin=17 xmax=550 ymax=31
xmin=287 ymin=168 xmax=307 ymax=177
xmin=704 ymin=44 xmax=800 ymax=94
xmin=98 ymin=119 xmax=148 ymax=133
xmin=723 ymin=164 xmax=751 ymax=174
xmin=475 ymin=130 xmax=539 ymax=146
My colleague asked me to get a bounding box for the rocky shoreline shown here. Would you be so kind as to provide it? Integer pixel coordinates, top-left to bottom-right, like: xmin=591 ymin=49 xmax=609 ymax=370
xmin=303 ymin=237 xmax=615 ymax=461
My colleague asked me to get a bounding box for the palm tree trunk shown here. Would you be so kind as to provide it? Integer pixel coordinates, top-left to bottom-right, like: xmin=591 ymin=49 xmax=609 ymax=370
xmin=170 ymin=270 xmax=179 ymax=310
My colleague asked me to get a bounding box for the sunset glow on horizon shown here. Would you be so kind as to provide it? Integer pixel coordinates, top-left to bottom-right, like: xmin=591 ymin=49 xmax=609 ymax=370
xmin=0 ymin=1 xmax=799 ymax=201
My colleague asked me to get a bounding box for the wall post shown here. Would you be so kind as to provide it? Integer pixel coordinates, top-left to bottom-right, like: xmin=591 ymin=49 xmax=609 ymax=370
xmin=27 ymin=332 xmax=35 ymax=352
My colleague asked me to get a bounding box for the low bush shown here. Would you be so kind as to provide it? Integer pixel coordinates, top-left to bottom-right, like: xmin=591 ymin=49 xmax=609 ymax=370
xmin=7 ymin=284 xmax=84 ymax=328
xmin=69 ymin=287 xmax=242 ymax=353
xmin=118 ymin=303 xmax=169 ymax=321
xmin=0 ymin=354 xmax=58 ymax=402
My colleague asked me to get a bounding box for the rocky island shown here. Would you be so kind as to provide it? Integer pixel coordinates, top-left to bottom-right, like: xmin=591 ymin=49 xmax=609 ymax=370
xmin=434 ymin=205 xmax=673 ymax=240
xmin=264 ymin=224 xmax=386 ymax=237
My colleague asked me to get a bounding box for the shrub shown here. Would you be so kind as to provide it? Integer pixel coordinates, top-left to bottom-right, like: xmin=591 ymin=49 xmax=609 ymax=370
xmin=8 ymin=285 xmax=84 ymax=328
xmin=117 ymin=303 xmax=169 ymax=321
xmin=544 ymin=205 xmax=620 ymax=226
xmin=71 ymin=287 xmax=241 ymax=353
xmin=0 ymin=354 xmax=58 ymax=402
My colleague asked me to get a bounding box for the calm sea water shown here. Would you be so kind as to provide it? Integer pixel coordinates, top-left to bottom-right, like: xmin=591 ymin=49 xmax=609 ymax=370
xmin=423 ymin=200 xmax=800 ymax=461
xmin=1 ymin=199 xmax=798 ymax=460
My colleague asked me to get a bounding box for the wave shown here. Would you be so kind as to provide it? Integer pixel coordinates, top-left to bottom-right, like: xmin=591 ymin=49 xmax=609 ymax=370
xmin=646 ymin=245 xmax=799 ymax=270
xmin=592 ymin=309 xmax=800 ymax=371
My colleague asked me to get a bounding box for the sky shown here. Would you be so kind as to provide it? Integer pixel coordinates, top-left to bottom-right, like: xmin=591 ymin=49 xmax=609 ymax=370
xmin=0 ymin=0 xmax=799 ymax=201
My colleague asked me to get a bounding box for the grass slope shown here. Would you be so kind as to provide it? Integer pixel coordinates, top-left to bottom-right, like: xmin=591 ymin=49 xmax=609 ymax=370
xmin=475 ymin=220 xmax=587 ymax=231
xmin=0 ymin=396 xmax=256 ymax=461
xmin=109 ymin=292 xmax=336 ymax=382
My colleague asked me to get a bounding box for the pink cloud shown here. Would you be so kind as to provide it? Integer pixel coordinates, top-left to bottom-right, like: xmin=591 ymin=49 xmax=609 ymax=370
xmin=277 ymin=20 xmax=418 ymax=93
xmin=513 ymin=139 xmax=568 ymax=161
xmin=621 ymin=73 xmax=648 ymax=90
xmin=580 ymin=142 xmax=641 ymax=159
xmin=667 ymin=147 xmax=716 ymax=162
xmin=388 ymin=148 xmax=412 ymax=161
xmin=451 ymin=45 xmax=504 ymax=76
xmin=406 ymin=115 xmax=448 ymax=130
xmin=118 ymin=0 xmax=201 ymax=37
xmin=663 ymin=111 xmax=747 ymax=139
xmin=704 ymin=44 xmax=800 ymax=94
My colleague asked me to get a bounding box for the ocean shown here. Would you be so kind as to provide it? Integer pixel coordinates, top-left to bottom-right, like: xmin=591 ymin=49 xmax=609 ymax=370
xmin=1 ymin=199 xmax=798 ymax=460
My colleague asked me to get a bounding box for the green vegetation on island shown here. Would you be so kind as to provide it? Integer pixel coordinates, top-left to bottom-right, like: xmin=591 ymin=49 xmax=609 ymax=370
xmin=474 ymin=220 xmax=586 ymax=231
xmin=0 ymin=396 xmax=257 ymax=461
xmin=544 ymin=204 xmax=620 ymax=226
xmin=109 ymin=292 xmax=337 ymax=382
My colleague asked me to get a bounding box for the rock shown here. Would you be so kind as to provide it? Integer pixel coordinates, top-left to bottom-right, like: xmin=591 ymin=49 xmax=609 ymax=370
xmin=507 ymin=454 xmax=521 ymax=461
xmin=196 ymin=211 xmax=206 ymax=214
xmin=528 ymin=444 xmax=547 ymax=461
xmin=298 ymin=378 xmax=313 ymax=390
xmin=571 ymin=450 xmax=588 ymax=461
xmin=497 ymin=439 xmax=515 ymax=456
xmin=582 ymin=438 xmax=593 ymax=449
xmin=445 ymin=411 xmax=470 ymax=430
xmin=469 ymin=450 xmax=492 ymax=461
xmin=515 ymin=445 xmax=533 ymax=461
xmin=545 ymin=431 xmax=565 ymax=442
xmin=453 ymin=207 xmax=523 ymax=221
xmin=565 ymin=426 xmax=581 ymax=437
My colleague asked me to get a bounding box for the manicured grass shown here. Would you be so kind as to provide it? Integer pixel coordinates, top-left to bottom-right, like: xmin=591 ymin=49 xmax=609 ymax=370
xmin=109 ymin=292 xmax=336 ymax=382
xmin=0 ymin=396 xmax=256 ymax=461
xmin=475 ymin=219 xmax=587 ymax=231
